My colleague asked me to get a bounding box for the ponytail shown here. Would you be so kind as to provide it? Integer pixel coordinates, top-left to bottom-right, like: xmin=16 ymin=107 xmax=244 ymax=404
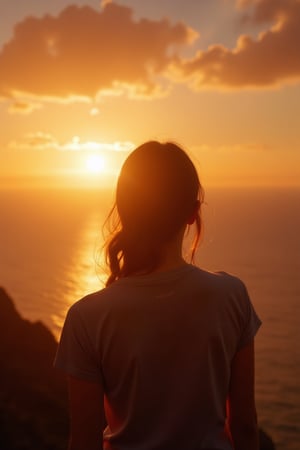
xmin=104 ymin=206 xmax=167 ymax=286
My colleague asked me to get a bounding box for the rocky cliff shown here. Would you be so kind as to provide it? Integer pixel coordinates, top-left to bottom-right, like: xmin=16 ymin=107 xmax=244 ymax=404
xmin=0 ymin=287 xmax=68 ymax=450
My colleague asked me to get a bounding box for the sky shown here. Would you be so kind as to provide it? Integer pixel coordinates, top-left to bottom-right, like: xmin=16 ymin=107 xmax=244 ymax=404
xmin=0 ymin=0 xmax=300 ymax=188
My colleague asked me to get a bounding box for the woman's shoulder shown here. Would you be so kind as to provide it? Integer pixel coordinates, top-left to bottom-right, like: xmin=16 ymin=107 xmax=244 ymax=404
xmin=67 ymin=283 xmax=119 ymax=317
xmin=186 ymin=267 xmax=252 ymax=310
xmin=189 ymin=267 xmax=255 ymax=322
xmin=189 ymin=265 xmax=246 ymax=291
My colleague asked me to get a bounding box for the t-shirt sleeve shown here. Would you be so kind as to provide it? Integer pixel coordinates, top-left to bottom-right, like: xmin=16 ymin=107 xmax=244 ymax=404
xmin=237 ymin=282 xmax=262 ymax=350
xmin=54 ymin=303 xmax=102 ymax=383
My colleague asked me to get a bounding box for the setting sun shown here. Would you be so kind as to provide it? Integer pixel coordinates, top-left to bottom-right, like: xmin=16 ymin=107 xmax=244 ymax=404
xmin=85 ymin=154 xmax=105 ymax=173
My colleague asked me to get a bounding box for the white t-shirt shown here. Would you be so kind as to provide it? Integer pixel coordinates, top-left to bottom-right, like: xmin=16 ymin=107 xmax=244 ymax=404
xmin=55 ymin=264 xmax=261 ymax=450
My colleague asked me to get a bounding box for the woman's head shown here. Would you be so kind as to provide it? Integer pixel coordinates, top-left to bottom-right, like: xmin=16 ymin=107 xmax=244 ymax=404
xmin=104 ymin=141 xmax=204 ymax=285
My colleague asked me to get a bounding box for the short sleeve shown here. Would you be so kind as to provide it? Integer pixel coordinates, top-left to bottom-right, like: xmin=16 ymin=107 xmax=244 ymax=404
xmin=54 ymin=304 xmax=102 ymax=382
xmin=237 ymin=283 xmax=262 ymax=350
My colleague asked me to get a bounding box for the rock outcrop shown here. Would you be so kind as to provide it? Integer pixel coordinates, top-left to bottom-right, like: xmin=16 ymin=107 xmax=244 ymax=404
xmin=0 ymin=287 xmax=68 ymax=450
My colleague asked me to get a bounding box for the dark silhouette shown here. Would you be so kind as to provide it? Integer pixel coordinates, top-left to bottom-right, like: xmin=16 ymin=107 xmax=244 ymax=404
xmin=54 ymin=142 xmax=271 ymax=450
xmin=0 ymin=287 xmax=68 ymax=450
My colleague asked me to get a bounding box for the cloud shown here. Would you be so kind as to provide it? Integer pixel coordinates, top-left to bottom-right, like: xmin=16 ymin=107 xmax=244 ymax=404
xmin=176 ymin=0 xmax=300 ymax=89
xmin=238 ymin=0 xmax=297 ymax=23
xmin=191 ymin=142 xmax=270 ymax=154
xmin=0 ymin=3 xmax=196 ymax=102
xmin=101 ymin=0 xmax=113 ymax=6
xmin=89 ymin=106 xmax=100 ymax=116
xmin=8 ymin=132 xmax=135 ymax=153
xmin=58 ymin=137 xmax=135 ymax=153
xmin=1 ymin=0 xmax=299 ymax=102
xmin=8 ymin=132 xmax=58 ymax=150
xmin=8 ymin=100 xmax=42 ymax=114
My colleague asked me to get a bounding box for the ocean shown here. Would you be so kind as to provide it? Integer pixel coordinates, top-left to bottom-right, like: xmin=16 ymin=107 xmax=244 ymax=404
xmin=0 ymin=186 xmax=299 ymax=449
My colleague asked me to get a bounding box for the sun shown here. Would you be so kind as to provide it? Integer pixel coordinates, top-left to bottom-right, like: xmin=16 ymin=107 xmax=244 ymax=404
xmin=85 ymin=154 xmax=105 ymax=173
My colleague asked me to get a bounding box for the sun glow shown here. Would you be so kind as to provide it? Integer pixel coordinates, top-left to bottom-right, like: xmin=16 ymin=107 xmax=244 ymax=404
xmin=85 ymin=154 xmax=106 ymax=173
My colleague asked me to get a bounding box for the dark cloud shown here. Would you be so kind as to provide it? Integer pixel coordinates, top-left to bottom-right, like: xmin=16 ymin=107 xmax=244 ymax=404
xmin=239 ymin=0 xmax=298 ymax=23
xmin=177 ymin=0 xmax=300 ymax=89
xmin=0 ymin=3 xmax=196 ymax=101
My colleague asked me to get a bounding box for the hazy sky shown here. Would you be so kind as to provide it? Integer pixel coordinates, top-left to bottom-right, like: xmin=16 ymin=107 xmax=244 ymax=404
xmin=1 ymin=0 xmax=300 ymax=187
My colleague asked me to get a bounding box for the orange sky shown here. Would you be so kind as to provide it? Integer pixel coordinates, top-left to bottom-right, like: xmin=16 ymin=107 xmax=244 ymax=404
xmin=0 ymin=0 xmax=299 ymax=188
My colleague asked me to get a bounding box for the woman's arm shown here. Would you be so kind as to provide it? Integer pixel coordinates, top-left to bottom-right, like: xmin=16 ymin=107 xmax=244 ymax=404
xmin=67 ymin=375 xmax=105 ymax=450
xmin=228 ymin=340 xmax=259 ymax=450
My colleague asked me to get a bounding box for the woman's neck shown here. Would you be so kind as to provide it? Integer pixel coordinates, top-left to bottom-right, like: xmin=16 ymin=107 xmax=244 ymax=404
xmin=150 ymin=228 xmax=186 ymax=274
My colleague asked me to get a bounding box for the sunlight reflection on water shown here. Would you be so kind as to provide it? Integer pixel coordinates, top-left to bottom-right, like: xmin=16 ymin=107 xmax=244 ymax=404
xmin=51 ymin=210 xmax=107 ymax=337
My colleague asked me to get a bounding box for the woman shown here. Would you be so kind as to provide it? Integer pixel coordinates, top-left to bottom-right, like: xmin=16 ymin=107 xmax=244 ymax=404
xmin=55 ymin=141 xmax=261 ymax=450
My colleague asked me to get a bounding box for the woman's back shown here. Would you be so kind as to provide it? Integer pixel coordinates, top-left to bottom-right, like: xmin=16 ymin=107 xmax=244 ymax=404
xmin=55 ymin=141 xmax=261 ymax=450
xmin=56 ymin=264 xmax=260 ymax=450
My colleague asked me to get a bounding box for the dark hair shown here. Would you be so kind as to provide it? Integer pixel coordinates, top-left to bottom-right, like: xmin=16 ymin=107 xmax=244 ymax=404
xmin=103 ymin=141 xmax=204 ymax=285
